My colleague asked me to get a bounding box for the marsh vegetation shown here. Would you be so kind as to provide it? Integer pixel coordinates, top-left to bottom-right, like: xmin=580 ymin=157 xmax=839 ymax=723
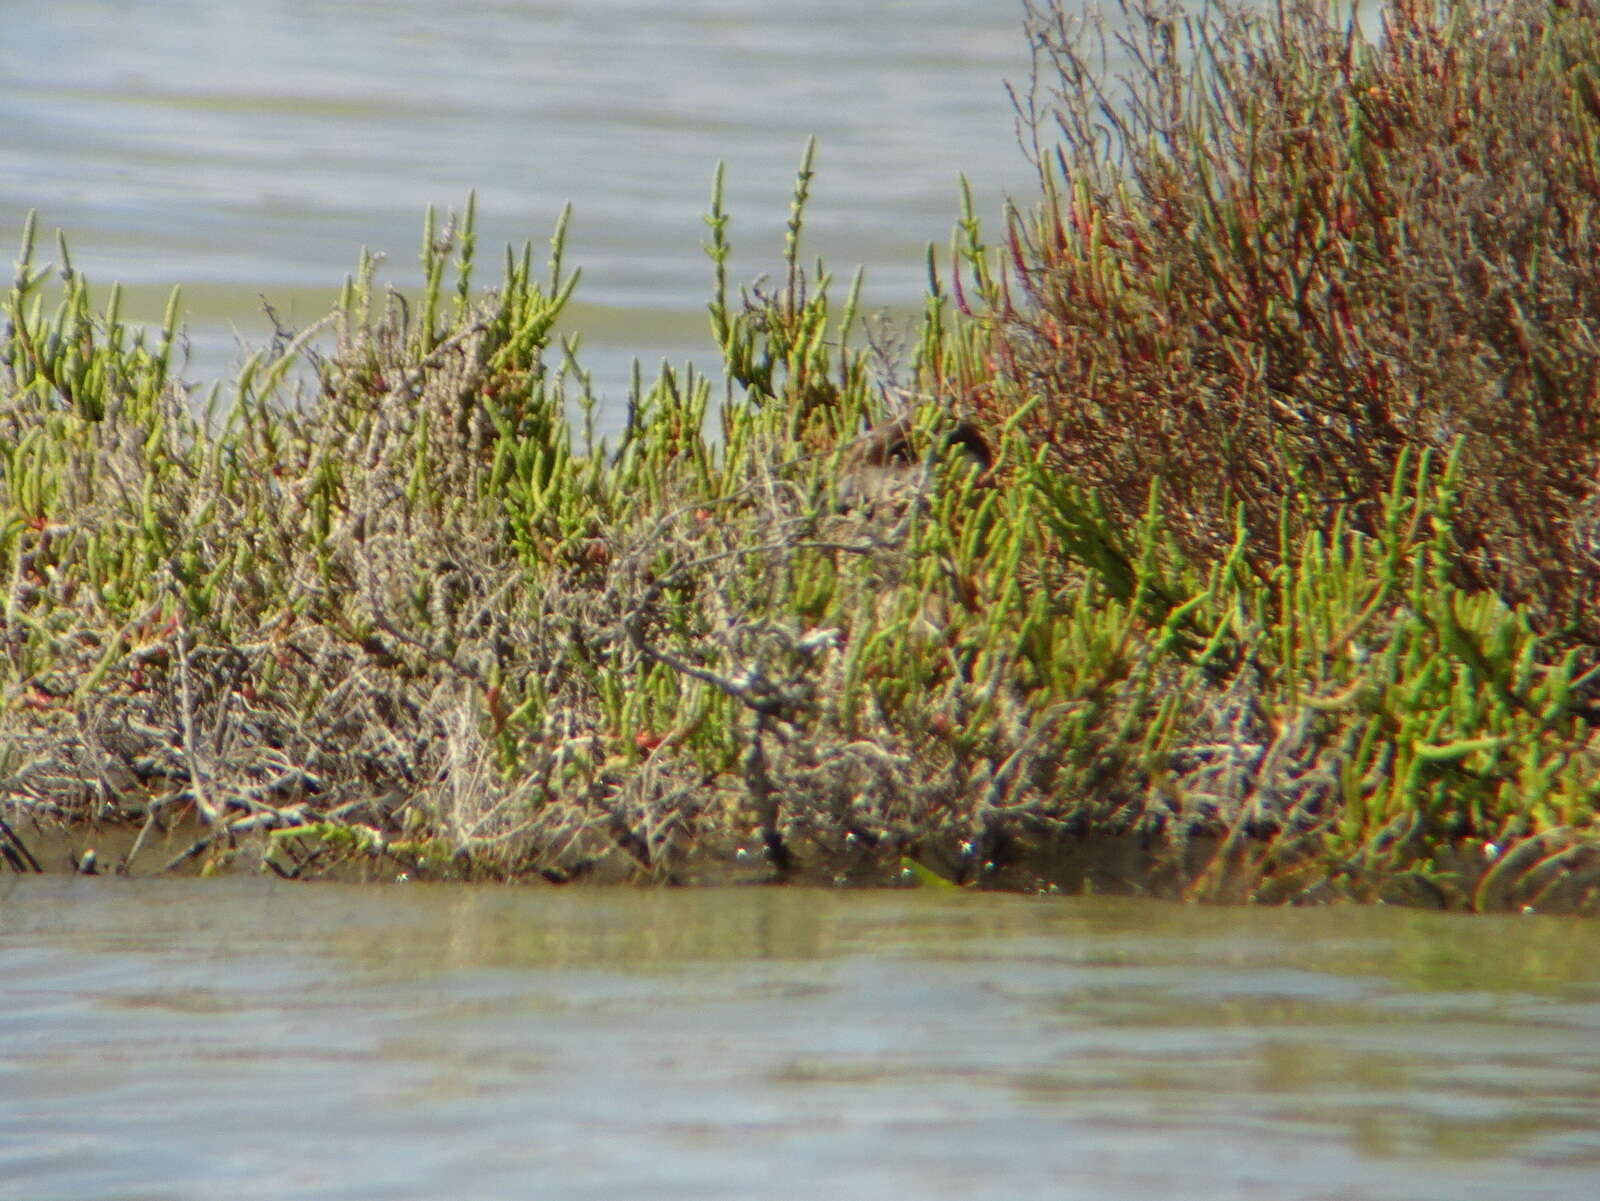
xmin=4 ymin=0 xmax=1600 ymax=910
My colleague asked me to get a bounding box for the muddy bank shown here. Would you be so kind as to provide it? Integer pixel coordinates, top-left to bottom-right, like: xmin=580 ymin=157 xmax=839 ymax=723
xmin=8 ymin=804 xmax=1597 ymax=916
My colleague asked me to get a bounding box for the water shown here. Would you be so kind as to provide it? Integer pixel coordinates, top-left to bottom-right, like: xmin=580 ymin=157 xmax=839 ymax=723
xmin=10 ymin=10 xmax=1597 ymax=1196
xmin=1 ymin=0 xmax=1038 ymax=412
xmin=3 ymin=878 xmax=1600 ymax=1201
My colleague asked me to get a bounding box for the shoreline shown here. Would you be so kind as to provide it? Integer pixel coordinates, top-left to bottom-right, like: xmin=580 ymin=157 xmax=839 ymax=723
xmin=6 ymin=803 xmax=1590 ymax=916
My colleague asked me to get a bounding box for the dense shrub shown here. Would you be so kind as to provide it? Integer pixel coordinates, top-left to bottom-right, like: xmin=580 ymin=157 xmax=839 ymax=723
xmin=978 ymin=0 xmax=1600 ymax=642
xmin=4 ymin=5 xmax=1600 ymax=908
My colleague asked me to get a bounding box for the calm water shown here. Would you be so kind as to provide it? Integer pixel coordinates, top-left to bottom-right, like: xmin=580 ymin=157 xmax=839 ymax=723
xmin=9 ymin=11 xmax=1596 ymax=1198
xmin=3 ymin=878 xmax=1600 ymax=1201
xmin=1 ymin=0 xmax=1037 ymax=412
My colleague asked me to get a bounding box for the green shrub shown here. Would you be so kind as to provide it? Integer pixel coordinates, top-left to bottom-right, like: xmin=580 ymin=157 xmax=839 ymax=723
xmin=4 ymin=6 xmax=1600 ymax=908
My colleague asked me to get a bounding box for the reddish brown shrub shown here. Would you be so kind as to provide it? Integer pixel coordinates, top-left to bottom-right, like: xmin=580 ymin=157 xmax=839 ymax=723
xmin=983 ymin=0 xmax=1600 ymax=639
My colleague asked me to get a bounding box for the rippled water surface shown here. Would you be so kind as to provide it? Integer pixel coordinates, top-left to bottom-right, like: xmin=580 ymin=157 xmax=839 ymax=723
xmin=8 ymin=16 xmax=1599 ymax=1193
xmin=2 ymin=0 xmax=1040 ymax=408
xmin=3 ymin=878 xmax=1600 ymax=1201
